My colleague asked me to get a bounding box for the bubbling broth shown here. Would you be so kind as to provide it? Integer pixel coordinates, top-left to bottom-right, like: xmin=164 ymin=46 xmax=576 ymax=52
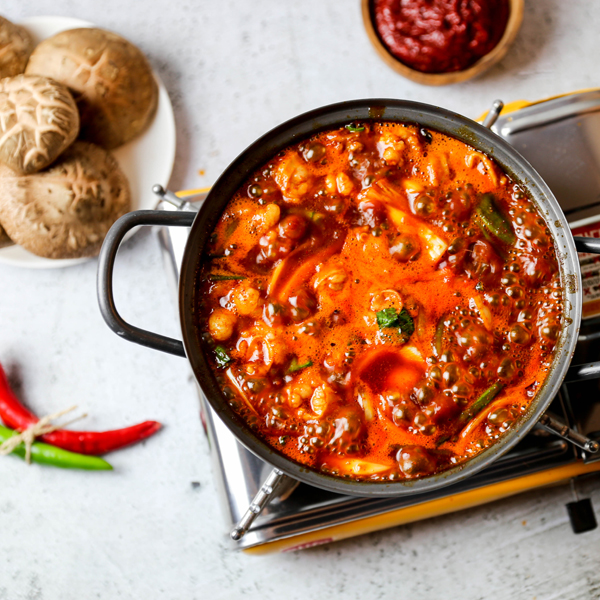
xmin=196 ymin=122 xmax=562 ymax=481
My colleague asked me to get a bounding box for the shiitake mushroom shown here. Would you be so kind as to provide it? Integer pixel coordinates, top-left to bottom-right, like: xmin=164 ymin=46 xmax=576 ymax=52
xmin=26 ymin=27 xmax=158 ymax=149
xmin=0 ymin=75 xmax=80 ymax=175
xmin=0 ymin=142 xmax=130 ymax=258
xmin=0 ymin=16 xmax=33 ymax=78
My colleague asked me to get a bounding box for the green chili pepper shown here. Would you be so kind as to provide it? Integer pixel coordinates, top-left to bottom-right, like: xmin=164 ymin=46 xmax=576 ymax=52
xmin=345 ymin=124 xmax=365 ymax=132
xmin=476 ymin=193 xmax=516 ymax=246
xmin=459 ymin=382 xmax=505 ymax=424
xmin=0 ymin=424 xmax=113 ymax=470
xmin=210 ymin=274 xmax=246 ymax=281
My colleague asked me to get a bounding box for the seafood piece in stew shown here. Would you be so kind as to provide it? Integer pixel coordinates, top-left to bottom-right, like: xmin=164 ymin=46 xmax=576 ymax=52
xmin=196 ymin=122 xmax=562 ymax=481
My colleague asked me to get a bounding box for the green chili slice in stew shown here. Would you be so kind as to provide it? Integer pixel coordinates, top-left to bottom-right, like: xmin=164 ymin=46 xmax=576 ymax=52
xmin=475 ymin=193 xmax=516 ymax=246
xmin=459 ymin=382 xmax=505 ymax=424
xmin=433 ymin=316 xmax=445 ymax=356
xmin=224 ymin=219 xmax=239 ymax=238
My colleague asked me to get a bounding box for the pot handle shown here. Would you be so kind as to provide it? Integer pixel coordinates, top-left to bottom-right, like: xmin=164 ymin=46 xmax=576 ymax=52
xmin=96 ymin=227 xmax=600 ymax=358
xmin=573 ymin=236 xmax=600 ymax=254
xmin=97 ymin=209 xmax=196 ymax=358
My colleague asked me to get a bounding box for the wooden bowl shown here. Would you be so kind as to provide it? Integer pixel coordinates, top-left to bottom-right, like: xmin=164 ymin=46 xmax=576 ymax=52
xmin=361 ymin=0 xmax=524 ymax=86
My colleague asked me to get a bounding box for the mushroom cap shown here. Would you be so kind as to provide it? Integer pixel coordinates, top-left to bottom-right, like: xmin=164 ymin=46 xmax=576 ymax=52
xmin=0 ymin=74 xmax=80 ymax=175
xmin=0 ymin=16 xmax=34 ymax=78
xmin=0 ymin=141 xmax=131 ymax=259
xmin=26 ymin=27 xmax=158 ymax=149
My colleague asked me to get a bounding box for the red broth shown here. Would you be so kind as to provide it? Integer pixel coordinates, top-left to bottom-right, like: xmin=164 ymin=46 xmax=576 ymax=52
xmin=196 ymin=122 xmax=561 ymax=481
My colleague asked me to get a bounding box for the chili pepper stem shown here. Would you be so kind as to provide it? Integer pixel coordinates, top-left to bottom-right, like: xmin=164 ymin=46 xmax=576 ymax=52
xmin=0 ymin=405 xmax=87 ymax=464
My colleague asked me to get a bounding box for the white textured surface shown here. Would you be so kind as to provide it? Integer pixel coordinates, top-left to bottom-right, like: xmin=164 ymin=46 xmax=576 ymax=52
xmin=1 ymin=1 xmax=600 ymax=599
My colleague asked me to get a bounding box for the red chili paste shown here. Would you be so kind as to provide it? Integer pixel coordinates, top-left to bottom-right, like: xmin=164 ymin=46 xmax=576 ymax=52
xmin=373 ymin=0 xmax=510 ymax=74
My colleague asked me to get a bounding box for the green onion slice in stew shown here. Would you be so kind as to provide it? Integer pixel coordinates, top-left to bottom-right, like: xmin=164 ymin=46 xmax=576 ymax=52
xmin=214 ymin=346 xmax=231 ymax=367
xmin=210 ymin=274 xmax=246 ymax=281
xmin=287 ymin=358 xmax=313 ymax=373
xmin=345 ymin=124 xmax=365 ymax=132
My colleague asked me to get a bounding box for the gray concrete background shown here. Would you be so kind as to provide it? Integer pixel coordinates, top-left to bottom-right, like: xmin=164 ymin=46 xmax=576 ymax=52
xmin=1 ymin=1 xmax=599 ymax=599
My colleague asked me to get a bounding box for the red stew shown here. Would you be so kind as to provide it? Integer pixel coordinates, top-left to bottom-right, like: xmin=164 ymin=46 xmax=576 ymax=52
xmin=197 ymin=122 xmax=561 ymax=482
xmin=373 ymin=0 xmax=510 ymax=73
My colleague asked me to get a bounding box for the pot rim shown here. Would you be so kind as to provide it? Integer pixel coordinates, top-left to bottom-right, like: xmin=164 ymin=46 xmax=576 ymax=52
xmin=179 ymin=98 xmax=582 ymax=497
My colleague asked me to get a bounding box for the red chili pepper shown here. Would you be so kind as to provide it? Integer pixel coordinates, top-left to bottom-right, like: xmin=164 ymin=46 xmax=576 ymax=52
xmin=0 ymin=364 xmax=161 ymax=455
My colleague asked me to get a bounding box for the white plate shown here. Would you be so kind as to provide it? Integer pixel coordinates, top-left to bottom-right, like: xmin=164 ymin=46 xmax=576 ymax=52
xmin=0 ymin=16 xmax=176 ymax=269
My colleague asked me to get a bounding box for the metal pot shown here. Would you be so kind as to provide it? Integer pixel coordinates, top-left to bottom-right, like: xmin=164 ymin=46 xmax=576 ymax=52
xmin=97 ymin=99 xmax=600 ymax=503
